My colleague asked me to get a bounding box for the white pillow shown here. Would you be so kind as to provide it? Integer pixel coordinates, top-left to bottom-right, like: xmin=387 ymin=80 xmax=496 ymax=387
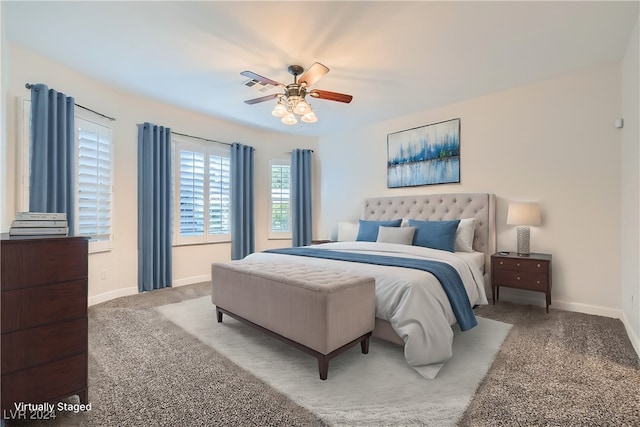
xmin=376 ymin=226 xmax=416 ymax=245
xmin=337 ymin=222 xmax=359 ymax=241
xmin=455 ymin=218 xmax=476 ymax=252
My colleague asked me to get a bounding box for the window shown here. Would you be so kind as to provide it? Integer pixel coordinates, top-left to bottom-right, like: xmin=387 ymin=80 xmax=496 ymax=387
xmin=174 ymin=138 xmax=230 ymax=245
xmin=17 ymin=99 xmax=114 ymax=253
xmin=75 ymin=117 xmax=113 ymax=251
xmin=269 ymin=160 xmax=291 ymax=239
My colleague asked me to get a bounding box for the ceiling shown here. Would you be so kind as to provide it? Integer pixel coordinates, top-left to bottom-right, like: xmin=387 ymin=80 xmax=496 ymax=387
xmin=4 ymin=1 xmax=638 ymax=137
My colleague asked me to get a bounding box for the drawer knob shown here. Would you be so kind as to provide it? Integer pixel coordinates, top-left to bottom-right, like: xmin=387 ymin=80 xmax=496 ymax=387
xmin=499 ymin=261 xmax=504 ymax=265
xmin=537 ymin=263 xmax=541 ymax=268
xmin=537 ymin=280 xmax=540 ymax=284
xmin=516 ymin=263 xmax=520 ymax=267
xmin=516 ymin=276 xmax=520 ymax=280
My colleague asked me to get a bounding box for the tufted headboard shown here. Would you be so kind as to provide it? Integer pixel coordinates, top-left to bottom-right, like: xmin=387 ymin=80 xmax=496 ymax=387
xmin=362 ymin=193 xmax=496 ymax=275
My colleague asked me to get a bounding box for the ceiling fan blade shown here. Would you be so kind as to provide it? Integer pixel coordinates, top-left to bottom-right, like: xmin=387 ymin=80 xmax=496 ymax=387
xmin=309 ymin=89 xmax=353 ymax=104
xmin=244 ymin=93 xmax=279 ymax=105
xmin=298 ymin=62 xmax=329 ymax=87
xmin=240 ymin=70 xmax=284 ymax=90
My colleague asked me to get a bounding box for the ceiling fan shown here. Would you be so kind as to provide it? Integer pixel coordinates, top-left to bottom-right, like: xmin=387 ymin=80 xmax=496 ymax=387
xmin=241 ymin=62 xmax=353 ymax=125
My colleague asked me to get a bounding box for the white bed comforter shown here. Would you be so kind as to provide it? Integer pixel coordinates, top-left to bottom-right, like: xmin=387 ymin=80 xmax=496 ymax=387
xmin=242 ymin=241 xmax=488 ymax=378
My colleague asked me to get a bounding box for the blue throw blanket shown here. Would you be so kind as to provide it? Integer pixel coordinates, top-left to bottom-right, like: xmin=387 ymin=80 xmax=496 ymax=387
xmin=263 ymin=247 xmax=477 ymax=331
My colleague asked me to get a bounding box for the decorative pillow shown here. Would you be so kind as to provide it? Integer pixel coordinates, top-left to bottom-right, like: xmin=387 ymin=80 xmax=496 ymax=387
xmin=376 ymin=226 xmax=416 ymax=245
xmin=337 ymin=222 xmax=359 ymax=241
xmin=455 ymin=218 xmax=476 ymax=252
xmin=356 ymin=219 xmax=402 ymax=242
xmin=408 ymin=219 xmax=461 ymax=252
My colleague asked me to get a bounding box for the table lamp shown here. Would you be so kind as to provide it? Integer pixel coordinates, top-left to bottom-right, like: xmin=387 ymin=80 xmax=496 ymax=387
xmin=506 ymin=202 xmax=541 ymax=256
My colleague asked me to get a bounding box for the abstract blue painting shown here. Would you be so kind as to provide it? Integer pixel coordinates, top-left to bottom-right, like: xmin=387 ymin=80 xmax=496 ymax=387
xmin=387 ymin=118 xmax=460 ymax=188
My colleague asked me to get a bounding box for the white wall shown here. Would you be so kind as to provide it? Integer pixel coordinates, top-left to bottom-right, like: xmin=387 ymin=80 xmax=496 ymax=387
xmin=621 ymin=16 xmax=640 ymax=355
xmin=4 ymin=44 xmax=319 ymax=304
xmin=318 ymin=63 xmax=623 ymax=318
xmin=0 ymin=1 xmax=7 ymax=232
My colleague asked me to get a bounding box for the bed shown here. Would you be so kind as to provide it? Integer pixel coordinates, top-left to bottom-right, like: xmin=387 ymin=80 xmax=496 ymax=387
xmin=240 ymin=193 xmax=496 ymax=378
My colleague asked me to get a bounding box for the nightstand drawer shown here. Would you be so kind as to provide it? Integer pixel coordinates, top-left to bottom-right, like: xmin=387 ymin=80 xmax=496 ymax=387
xmin=493 ymin=258 xmax=548 ymax=273
xmin=493 ymin=269 xmax=548 ymax=291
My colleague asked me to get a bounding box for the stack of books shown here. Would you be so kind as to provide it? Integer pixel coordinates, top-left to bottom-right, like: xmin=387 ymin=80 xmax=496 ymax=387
xmin=9 ymin=212 xmax=69 ymax=238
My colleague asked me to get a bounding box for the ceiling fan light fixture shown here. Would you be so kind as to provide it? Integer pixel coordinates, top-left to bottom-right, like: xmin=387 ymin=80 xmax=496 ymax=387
xmin=271 ymin=99 xmax=288 ymax=117
xmin=301 ymin=109 xmax=317 ymax=123
xmin=281 ymin=112 xmax=297 ymax=125
xmin=243 ymin=63 xmax=352 ymax=126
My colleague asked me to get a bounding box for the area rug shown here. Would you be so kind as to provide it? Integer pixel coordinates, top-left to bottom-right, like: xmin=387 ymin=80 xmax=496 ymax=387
xmin=158 ymin=296 xmax=512 ymax=426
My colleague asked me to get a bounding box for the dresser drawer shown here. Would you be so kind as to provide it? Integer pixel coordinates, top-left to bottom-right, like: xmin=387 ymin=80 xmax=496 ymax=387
xmin=0 ymin=238 xmax=88 ymax=290
xmin=493 ymin=269 xmax=548 ymax=291
xmin=1 ymin=353 xmax=87 ymax=413
xmin=1 ymin=318 xmax=87 ymax=374
xmin=1 ymin=280 xmax=87 ymax=332
xmin=493 ymin=257 xmax=548 ymax=273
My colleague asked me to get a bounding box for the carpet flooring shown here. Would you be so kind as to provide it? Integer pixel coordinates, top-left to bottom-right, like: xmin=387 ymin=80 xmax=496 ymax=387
xmin=5 ymin=282 xmax=639 ymax=426
xmin=158 ymin=296 xmax=511 ymax=426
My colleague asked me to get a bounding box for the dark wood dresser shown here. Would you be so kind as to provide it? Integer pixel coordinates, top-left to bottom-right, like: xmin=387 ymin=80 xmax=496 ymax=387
xmin=1 ymin=235 xmax=88 ymax=414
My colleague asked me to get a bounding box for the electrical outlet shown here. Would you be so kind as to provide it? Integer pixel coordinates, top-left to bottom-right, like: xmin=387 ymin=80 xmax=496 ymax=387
xmin=100 ymin=269 xmax=108 ymax=280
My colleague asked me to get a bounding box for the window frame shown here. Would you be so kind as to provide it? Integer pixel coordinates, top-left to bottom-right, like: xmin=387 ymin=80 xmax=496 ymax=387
xmin=17 ymin=98 xmax=115 ymax=253
xmin=268 ymin=159 xmax=292 ymax=240
xmin=172 ymin=136 xmax=231 ymax=246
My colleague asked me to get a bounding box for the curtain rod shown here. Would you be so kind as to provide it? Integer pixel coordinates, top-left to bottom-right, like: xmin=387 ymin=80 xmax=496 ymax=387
xmin=171 ymin=131 xmax=232 ymax=146
xmin=25 ymin=83 xmax=116 ymax=121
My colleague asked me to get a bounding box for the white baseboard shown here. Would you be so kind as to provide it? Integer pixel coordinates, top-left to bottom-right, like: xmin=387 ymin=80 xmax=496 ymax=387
xmin=172 ymin=274 xmax=210 ymax=288
xmin=621 ymin=312 xmax=640 ymax=359
xmin=496 ymin=289 xmax=623 ymax=319
xmin=88 ymin=275 xmax=210 ymax=306
xmin=88 ymin=286 xmax=138 ymax=306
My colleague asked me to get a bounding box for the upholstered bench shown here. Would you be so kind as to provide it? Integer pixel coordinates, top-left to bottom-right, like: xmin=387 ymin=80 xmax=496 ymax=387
xmin=211 ymin=261 xmax=375 ymax=380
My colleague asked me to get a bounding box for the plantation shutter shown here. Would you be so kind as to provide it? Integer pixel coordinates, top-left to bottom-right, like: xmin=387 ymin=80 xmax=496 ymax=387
xmin=77 ymin=119 xmax=112 ymax=240
xmin=179 ymin=149 xmax=206 ymax=236
xmin=270 ymin=163 xmax=291 ymax=233
xmin=209 ymin=154 xmax=231 ymax=235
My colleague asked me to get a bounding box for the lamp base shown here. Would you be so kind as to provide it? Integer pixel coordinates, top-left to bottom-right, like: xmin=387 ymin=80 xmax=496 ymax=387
xmin=516 ymin=225 xmax=530 ymax=256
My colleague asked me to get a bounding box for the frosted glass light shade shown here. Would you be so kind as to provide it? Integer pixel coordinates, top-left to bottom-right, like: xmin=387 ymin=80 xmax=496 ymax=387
xmin=293 ymin=99 xmax=310 ymax=115
xmin=271 ymin=101 xmax=287 ymax=117
xmin=301 ymin=110 xmax=317 ymax=123
xmin=281 ymin=112 xmax=297 ymax=125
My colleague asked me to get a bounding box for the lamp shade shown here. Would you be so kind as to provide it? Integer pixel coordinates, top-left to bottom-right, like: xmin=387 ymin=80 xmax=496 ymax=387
xmin=506 ymin=202 xmax=541 ymax=226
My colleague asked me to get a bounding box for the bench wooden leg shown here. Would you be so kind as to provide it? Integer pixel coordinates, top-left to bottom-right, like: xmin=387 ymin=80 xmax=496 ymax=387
xmin=361 ymin=336 xmax=370 ymax=354
xmin=318 ymin=356 xmax=329 ymax=380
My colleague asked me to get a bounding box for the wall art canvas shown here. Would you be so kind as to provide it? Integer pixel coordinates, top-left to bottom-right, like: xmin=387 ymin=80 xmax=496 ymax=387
xmin=387 ymin=118 xmax=460 ymax=188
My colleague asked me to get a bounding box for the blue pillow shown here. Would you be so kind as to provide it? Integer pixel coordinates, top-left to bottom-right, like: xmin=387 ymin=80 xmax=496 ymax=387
xmin=408 ymin=219 xmax=461 ymax=252
xmin=356 ymin=219 xmax=402 ymax=242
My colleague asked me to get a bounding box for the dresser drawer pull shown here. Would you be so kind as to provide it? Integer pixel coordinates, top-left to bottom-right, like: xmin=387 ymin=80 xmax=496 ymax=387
xmin=537 ymin=264 xmax=541 ymax=268
xmin=537 ymin=280 xmax=540 ymax=284
xmin=516 ymin=276 xmax=520 ymax=280
xmin=516 ymin=263 xmax=520 ymax=267
xmin=499 ymin=261 xmax=504 ymax=265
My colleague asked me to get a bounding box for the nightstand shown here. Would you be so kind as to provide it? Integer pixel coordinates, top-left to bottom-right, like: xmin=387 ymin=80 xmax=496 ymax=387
xmin=491 ymin=252 xmax=552 ymax=313
xmin=311 ymin=239 xmax=333 ymax=245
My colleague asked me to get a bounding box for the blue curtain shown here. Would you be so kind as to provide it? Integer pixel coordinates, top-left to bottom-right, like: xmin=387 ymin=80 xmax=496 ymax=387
xmin=137 ymin=123 xmax=172 ymax=292
xmin=230 ymin=142 xmax=255 ymax=260
xmin=29 ymin=84 xmax=76 ymax=234
xmin=291 ymin=149 xmax=313 ymax=247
